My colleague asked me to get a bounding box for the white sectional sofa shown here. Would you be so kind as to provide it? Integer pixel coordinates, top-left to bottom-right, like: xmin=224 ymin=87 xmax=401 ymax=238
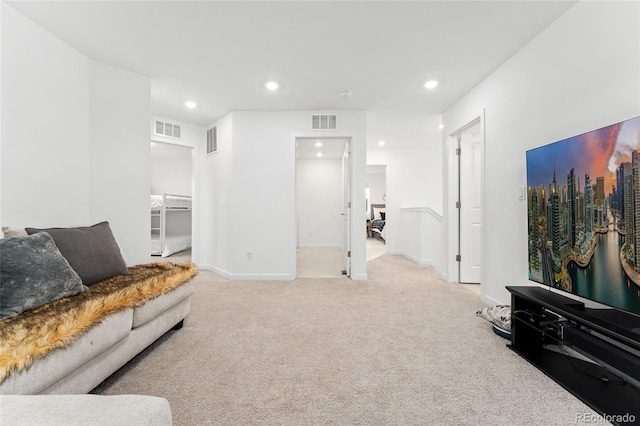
xmin=0 ymin=222 xmax=197 ymax=398
xmin=0 ymin=279 xmax=194 ymax=395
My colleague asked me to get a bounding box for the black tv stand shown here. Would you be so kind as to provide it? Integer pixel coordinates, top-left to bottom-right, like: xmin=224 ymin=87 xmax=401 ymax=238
xmin=564 ymin=300 xmax=585 ymax=310
xmin=507 ymin=286 xmax=640 ymax=425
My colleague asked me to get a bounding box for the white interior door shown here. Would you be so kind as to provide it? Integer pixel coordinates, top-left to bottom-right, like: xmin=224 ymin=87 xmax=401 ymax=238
xmin=342 ymin=140 xmax=351 ymax=276
xmin=460 ymin=133 xmax=482 ymax=283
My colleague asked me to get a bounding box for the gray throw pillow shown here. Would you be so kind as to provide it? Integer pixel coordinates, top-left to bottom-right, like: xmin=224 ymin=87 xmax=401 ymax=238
xmin=0 ymin=232 xmax=87 ymax=320
xmin=25 ymin=222 xmax=129 ymax=286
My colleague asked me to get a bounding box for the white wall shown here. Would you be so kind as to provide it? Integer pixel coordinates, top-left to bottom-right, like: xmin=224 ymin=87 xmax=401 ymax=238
xmin=88 ymin=60 xmax=151 ymax=266
xmin=366 ymin=111 xmax=443 ymax=257
xmin=150 ymin=157 xmax=192 ymax=195
xmin=443 ymin=1 xmax=640 ymax=306
xmin=1 ymin=3 xmax=90 ymax=227
xmin=151 ymin=116 xmax=203 ymax=149
xmin=198 ymin=113 xmax=233 ymax=272
xmin=1 ymin=2 xmax=3 ymax=228
xmin=199 ymin=110 xmax=367 ymax=280
xmin=1 ymin=4 xmax=152 ymax=265
xmin=397 ymin=207 xmax=443 ymax=269
xmin=296 ymin=158 xmax=343 ymax=247
xmin=366 ymin=168 xmax=386 ymax=216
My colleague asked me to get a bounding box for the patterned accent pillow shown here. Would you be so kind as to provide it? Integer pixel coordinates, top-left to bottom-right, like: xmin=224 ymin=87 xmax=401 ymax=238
xmin=0 ymin=232 xmax=87 ymax=320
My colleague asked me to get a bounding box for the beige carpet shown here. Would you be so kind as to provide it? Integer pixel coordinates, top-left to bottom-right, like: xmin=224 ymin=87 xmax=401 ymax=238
xmin=93 ymin=255 xmax=595 ymax=425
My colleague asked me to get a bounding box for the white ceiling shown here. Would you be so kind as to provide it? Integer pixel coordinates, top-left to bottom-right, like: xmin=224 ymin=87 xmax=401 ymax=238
xmin=7 ymin=1 xmax=577 ymax=128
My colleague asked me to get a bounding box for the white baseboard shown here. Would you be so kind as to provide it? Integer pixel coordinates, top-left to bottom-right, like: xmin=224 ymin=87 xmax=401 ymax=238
xmin=482 ymin=294 xmax=503 ymax=306
xmin=197 ymin=264 xmax=294 ymax=281
xmin=198 ymin=264 xmax=231 ymax=278
xmin=387 ymin=250 xmax=442 ymax=272
xmin=350 ymin=273 xmax=368 ymax=281
xmin=197 ymin=264 xmax=216 ymax=273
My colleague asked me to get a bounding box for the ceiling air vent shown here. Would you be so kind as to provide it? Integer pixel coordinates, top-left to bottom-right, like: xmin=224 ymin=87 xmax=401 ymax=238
xmin=206 ymin=126 xmax=218 ymax=155
xmin=311 ymin=115 xmax=337 ymax=130
xmin=154 ymin=120 xmax=181 ymax=138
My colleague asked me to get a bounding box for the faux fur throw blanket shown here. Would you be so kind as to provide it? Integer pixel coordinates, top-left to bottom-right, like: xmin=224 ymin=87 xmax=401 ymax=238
xmin=0 ymin=262 xmax=197 ymax=383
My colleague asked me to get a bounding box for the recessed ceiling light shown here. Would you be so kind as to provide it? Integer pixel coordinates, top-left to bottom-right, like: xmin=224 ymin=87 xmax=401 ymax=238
xmin=378 ymin=140 xmax=386 ymax=146
xmin=266 ymin=81 xmax=279 ymax=91
xmin=316 ymin=152 xmax=323 ymax=157
xmin=424 ymin=80 xmax=439 ymax=89
xmin=315 ymin=141 xmax=323 ymax=147
xmin=185 ymin=101 xmax=197 ymax=109
xmin=438 ymin=124 xmax=444 ymax=129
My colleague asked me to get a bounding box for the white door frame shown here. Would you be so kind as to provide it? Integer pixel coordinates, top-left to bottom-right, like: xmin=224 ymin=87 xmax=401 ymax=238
xmin=444 ymin=112 xmax=486 ymax=285
xmin=459 ymin=131 xmax=483 ymax=283
xmin=292 ymin=135 xmax=354 ymax=279
xmin=342 ymin=140 xmax=352 ymax=276
xmin=149 ymin=139 xmax=197 ymax=261
xmin=365 ymin=164 xmax=387 ymax=258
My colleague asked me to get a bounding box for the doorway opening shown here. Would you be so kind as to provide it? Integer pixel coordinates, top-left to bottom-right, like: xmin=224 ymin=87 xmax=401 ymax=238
xmin=295 ymin=137 xmax=351 ymax=278
xmin=448 ymin=116 xmax=484 ymax=288
xmin=149 ymin=141 xmax=194 ymax=263
xmin=366 ymin=164 xmax=387 ymax=261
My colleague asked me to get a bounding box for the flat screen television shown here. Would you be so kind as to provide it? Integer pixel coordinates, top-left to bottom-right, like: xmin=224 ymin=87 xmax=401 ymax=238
xmin=526 ymin=114 xmax=640 ymax=317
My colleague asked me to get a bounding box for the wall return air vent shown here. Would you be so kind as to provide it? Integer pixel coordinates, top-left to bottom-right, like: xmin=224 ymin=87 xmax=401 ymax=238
xmin=311 ymin=115 xmax=337 ymax=130
xmin=155 ymin=120 xmax=181 ymax=138
xmin=206 ymin=126 xmax=218 ymax=155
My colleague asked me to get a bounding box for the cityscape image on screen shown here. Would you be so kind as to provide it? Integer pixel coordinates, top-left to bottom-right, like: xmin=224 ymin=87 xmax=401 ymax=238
xmin=527 ymin=115 xmax=640 ymax=316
